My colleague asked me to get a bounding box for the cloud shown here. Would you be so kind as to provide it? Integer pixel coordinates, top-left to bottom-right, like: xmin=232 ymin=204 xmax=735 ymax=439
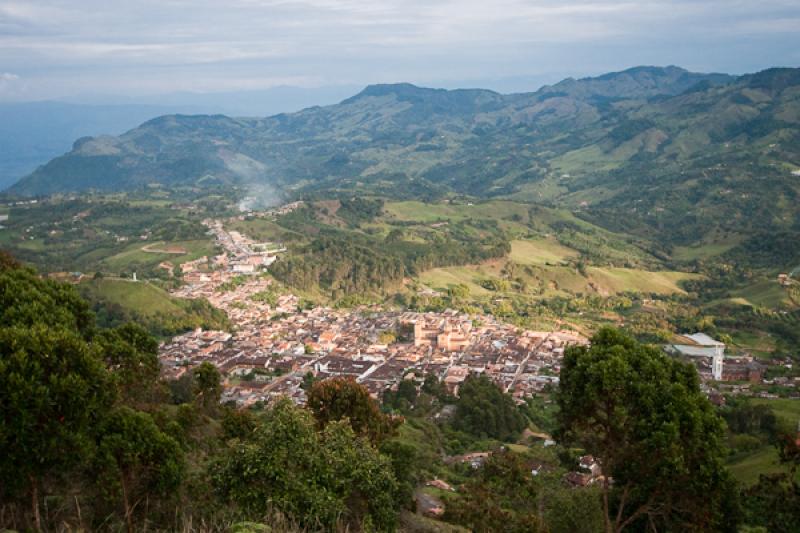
xmin=0 ymin=1 xmax=798 ymax=99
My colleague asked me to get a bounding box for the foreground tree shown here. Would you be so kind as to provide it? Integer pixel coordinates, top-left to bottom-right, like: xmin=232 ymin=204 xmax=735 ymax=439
xmin=307 ymin=377 xmax=400 ymax=445
xmin=0 ymin=325 xmax=113 ymax=530
xmin=213 ymin=399 xmax=399 ymax=530
xmin=445 ymin=450 xmax=544 ymax=532
xmin=557 ymin=328 xmax=739 ymax=532
xmin=194 ymin=361 xmax=222 ymax=410
xmin=452 ymin=373 xmax=526 ymax=441
xmin=94 ymin=407 xmax=184 ymax=532
xmin=96 ymin=322 xmax=160 ymax=404
xmin=0 ymin=262 xmax=113 ymax=530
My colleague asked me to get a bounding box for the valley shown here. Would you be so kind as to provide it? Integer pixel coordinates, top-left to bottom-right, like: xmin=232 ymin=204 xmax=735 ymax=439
xmin=2 ymin=65 xmax=800 ymax=532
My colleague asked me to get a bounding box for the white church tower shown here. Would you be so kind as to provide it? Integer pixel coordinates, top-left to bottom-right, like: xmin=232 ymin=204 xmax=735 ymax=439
xmin=712 ymin=344 xmax=724 ymax=381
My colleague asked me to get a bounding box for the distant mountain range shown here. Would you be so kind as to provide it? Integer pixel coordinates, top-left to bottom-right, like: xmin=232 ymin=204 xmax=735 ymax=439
xmin=8 ymin=65 xmax=800 ymax=248
xmin=0 ymin=85 xmax=361 ymax=190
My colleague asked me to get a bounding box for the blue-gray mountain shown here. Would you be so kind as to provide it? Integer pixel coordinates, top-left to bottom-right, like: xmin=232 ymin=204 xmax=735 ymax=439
xmin=8 ymin=66 xmax=800 ymax=248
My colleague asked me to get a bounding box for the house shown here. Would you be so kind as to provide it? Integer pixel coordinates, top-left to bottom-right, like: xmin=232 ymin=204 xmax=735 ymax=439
xmin=425 ymin=479 xmax=455 ymax=492
xmin=579 ymin=455 xmax=602 ymax=477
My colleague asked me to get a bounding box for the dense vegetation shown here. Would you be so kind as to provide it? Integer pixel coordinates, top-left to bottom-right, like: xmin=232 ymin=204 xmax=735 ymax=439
xmin=2 ymin=256 xmax=799 ymax=531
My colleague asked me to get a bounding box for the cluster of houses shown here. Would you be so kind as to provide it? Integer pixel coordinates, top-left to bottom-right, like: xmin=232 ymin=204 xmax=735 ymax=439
xmin=159 ymin=215 xmax=588 ymax=406
xmin=158 ymin=300 xmax=587 ymax=407
xmin=204 ymin=219 xmax=286 ymax=274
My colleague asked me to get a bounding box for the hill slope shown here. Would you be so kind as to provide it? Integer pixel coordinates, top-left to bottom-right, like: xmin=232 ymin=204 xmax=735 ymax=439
xmin=8 ymin=66 xmax=800 ymax=255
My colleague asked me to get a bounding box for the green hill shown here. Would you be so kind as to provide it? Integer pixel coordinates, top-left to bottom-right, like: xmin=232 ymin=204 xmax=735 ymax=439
xmin=7 ymin=66 xmax=800 ymax=270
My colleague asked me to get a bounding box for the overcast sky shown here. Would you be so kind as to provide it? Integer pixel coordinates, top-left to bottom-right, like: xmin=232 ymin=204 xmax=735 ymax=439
xmin=1 ymin=0 xmax=799 ymax=101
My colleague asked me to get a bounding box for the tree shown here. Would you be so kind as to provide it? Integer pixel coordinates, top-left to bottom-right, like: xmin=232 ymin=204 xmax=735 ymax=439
xmin=213 ymin=399 xmax=399 ymax=530
xmin=557 ymin=328 xmax=739 ymax=532
xmin=0 ymin=325 xmax=112 ymax=530
xmin=307 ymin=377 xmax=400 ymax=446
xmin=193 ymin=362 xmax=222 ymax=410
xmin=96 ymin=322 xmax=160 ymax=404
xmin=452 ymin=374 xmax=526 ymax=441
xmin=743 ymin=431 xmax=800 ymax=532
xmin=444 ymin=451 xmax=544 ymax=532
xmin=0 ymin=262 xmax=112 ymax=530
xmin=94 ymin=407 xmax=184 ymax=532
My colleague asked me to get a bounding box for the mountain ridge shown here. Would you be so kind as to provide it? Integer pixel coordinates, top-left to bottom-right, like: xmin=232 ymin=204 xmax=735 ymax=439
xmin=6 ymin=65 xmax=800 ymax=250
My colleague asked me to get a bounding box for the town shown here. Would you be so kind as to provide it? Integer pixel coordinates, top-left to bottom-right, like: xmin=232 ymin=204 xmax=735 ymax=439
xmin=160 ymin=210 xmax=800 ymax=409
xmin=160 ymin=213 xmax=588 ymax=406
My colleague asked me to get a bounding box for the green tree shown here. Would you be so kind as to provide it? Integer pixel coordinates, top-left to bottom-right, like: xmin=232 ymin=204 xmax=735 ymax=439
xmin=0 ymin=261 xmax=112 ymax=530
xmin=444 ymin=451 xmax=543 ymax=532
xmin=193 ymin=362 xmax=222 ymax=410
xmin=307 ymin=377 xmax=400 ymax=446
xmin=452 ymin=374 xmax=526 ymax=441
xmin=213 ymin=399 xmax=399 ymax=530
xmin=94 ymin=407 xmax=184 ymax=533
xmin=557 ymin=327 xmax=739 ymax=532
xmin=0 ymin=325 xmax=112 ymax=530
xmin=96 ymin=322 xmax=160 ymax=404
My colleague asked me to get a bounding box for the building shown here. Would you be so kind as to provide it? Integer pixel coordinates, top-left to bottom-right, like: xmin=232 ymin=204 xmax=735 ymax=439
xmin=667 ymin=333 xmax=725 ymax=381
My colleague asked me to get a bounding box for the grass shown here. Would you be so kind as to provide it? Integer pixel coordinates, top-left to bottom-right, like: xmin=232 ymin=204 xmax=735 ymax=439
xmin=100 ymin=239 xmax=215 ymax=272
xmin=420 ymin=267 xmax=493 ymax=296
xmin=509 ymin=239 xmax=578 ymax=265
xmin=384 ymin=200 xmax=530 ymax=224
xmin=730 ymin=280 xmax=797 ymax=310
xmin=420 ymin=261 xmax=701 ymax=299
xmin=226 ymin=218 xmax=304 ymax=243
xmin=550 ymin=145 xmax=625 ymax=174
xmin=586 ymin=267 xmax=701 ymax=295
xmin=728 ymin=446 xmax=787 ymax=486
xmin=81 ymin=278 xmax=186 ymax=316
xmin=727 ymin=398 xmax=800 ymax=486
xmin=672 ymin=241 xmax=738 ymax=261
xmin=751 ymin=398 xmax=800 ymax=427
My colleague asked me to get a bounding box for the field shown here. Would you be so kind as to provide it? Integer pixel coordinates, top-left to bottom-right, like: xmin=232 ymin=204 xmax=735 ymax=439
xmin=419 ymin=267 xmax=493 ymax=296
xmin=81 ymin=278 xmax=188 ymax=316
xmin=727 ymin=398 xmax=800 ymax=486
xmin=672 ymin=241 xmax=739 ymax=261
xmin=384 ymin=200 xmax=531 ymax=226
xmin=752 ymin=398 xmax=800 ymax=427
xmin=420 ymin=260 xmax=701 ymax=299
xmin=100 ymin=239 xmax=216 ymax=272
xmin=509 ymin=238 xmax=578 ymax=265
xmin=586 ymin=267 xmax=701 ymax=295
xmin=729 ymin=280 xmax=798 ymax=310
xmin=226 ymin=218 xmax=305 ymax=243
xmin=728 ymin=446 xmax=788 ymax=486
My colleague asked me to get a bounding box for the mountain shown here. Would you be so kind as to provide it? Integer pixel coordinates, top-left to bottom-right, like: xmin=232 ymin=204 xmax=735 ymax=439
xmin=8 ymin=66 xmax=800 ymax=248
xmin=0 ymin=101 xmax=204 ymax=190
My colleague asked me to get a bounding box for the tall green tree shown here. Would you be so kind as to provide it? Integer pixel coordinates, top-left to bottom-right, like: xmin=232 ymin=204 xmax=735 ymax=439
xmin=308 ymin=377 xmax=400 ymax=446
xmin=96 ymin=322 xmax=160 ymax=404
xmin=0 ymin=325 xmax=112 ymax=530
xmin=213 ymin=399 xmax=399 ymax=530
xmin=193 ymin=361 xmax=222 ymax=410
xmin=452 ymin=373 xmax=526 ymax=441
xmin=94 ymin=407 xmax=184 ymax=533
xmin=557 ymin=328 xmax=739 ymax=532
xmin=0 ymin=261 xmax=112 ymax=530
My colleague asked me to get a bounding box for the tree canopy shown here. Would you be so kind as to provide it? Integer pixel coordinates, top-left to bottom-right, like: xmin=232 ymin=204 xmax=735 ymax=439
xmin=452 ymin=373 xmax=526 ymax=441
xmin=557 ymin=327 xmax=739 ymax=532
xmin=213 ymin=398 xmax=399 ymax=531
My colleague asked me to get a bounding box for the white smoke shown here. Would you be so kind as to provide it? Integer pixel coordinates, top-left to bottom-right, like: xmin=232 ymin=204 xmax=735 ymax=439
xmin=238 ymin=182 xmax=284 ymax=212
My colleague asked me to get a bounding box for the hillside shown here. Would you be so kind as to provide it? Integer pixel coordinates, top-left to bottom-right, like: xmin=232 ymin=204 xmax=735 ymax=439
xmin=8 ymin=66 xmax=800 ymax=258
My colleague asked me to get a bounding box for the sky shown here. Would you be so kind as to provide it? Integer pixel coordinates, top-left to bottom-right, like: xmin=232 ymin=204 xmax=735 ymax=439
xmin=1 ymin=0 xmax=799 ymax=101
